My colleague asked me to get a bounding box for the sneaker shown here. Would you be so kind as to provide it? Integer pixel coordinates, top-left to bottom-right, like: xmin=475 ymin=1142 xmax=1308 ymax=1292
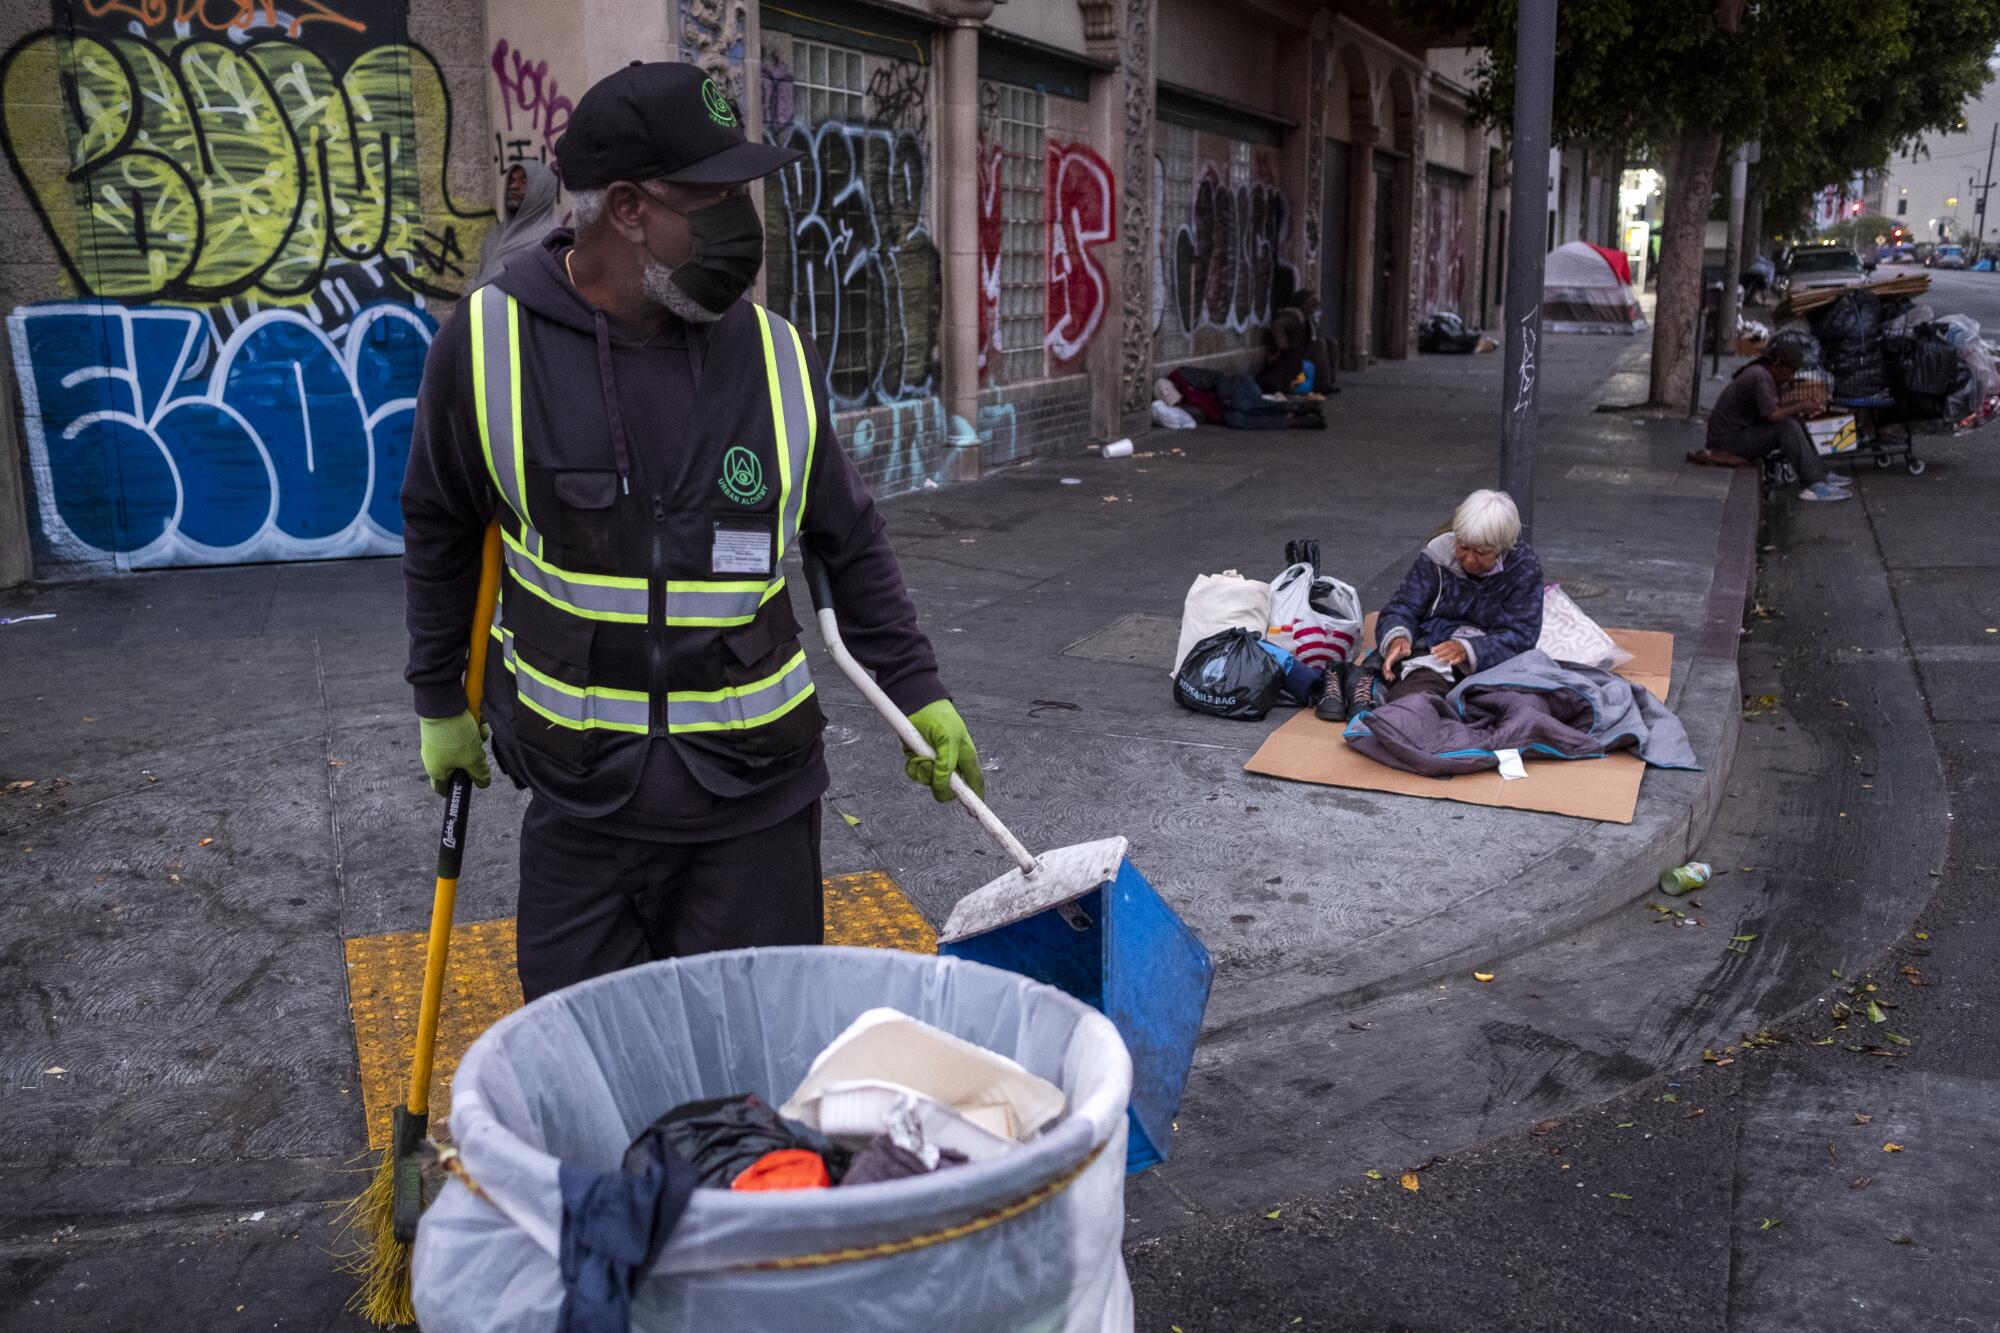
xmin=1314 ymin=666 xmax=1348 ymax=722
xmin=1824 ymin=473 xmax=1855 ymax=489
xmin=1799 ymin=482 xmax=1852 ymax=502
xmin=1341 ymin=659 xmax=1379 ymax=717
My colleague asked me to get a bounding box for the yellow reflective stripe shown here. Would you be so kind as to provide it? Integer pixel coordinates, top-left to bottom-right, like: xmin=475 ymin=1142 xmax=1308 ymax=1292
xmin=505 ymin=561 xmax=649 ymax=624
xmin=663 ymin=578 xmax=787 ymax=627
xmin=669 ymin=681 xmax=817 ymax=734
xmin=471 ymin=288 xmax=497 ymax=498
xmin=492 ymin=626 xmax=651 ymax=732
xmin=505 ymin=526 xmax=647 ymax=590
xmin=755 ymin=306 xmax=792 ymax=559
xmin=667 ymin=649 xmax=806 ymax=703
xmin=506 ymin=294 xmax=524 ymax=529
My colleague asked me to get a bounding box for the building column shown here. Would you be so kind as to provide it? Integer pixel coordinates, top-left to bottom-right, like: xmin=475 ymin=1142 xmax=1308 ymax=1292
xmin=1346 ymin=124 xmax=1378 ymax=368
xmin=1090 ymin=0 xmax=1157 ymax=419
xmin=933 ymin=1 xmax=993 ymax=479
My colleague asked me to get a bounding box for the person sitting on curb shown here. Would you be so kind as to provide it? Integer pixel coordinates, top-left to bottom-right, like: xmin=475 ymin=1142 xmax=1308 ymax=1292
xmin=1316 ymin=490 xmax=1544 ymax=722
xmin=1689 ymin=343 xmax=1852 ymax=502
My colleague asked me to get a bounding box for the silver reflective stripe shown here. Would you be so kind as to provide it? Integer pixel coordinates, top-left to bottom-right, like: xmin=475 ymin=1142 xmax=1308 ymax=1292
xmin=473 ymin=288 xmax=527 ymax=523
xmin=759 ymin=308 xmax=816 ymax=559
xmin=504 ymin=532 xmax=649 ymax=622
xmin=665 ymin=579 xmax=783 ymax=627
xmin=669 ymin=651 xmax=815 ymax=733
xmin=494 ymin=627 xmax=649 ymax=732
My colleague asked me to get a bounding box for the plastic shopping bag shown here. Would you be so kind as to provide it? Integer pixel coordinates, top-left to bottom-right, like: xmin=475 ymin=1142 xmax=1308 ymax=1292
xmin=1171 ymin=571 xmax=1271 ymax=675
xmin=1173 ymin=629 xmax=1284 ymax=720
xmin=1267 ymin=562 xmax=1361 ymax=669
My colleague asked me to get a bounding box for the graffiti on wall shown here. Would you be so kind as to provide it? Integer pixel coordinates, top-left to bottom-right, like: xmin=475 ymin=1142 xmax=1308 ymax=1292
xmin=849 ymin=399 xmax=1016 ymax=495
xmin=1044 ymin=140 xmax=1115 ymax=365
xmin=760 ymin=51 xmax=940 ymax=412
xmin=1154 ymin=157 xmax=1299 ymax=339
xmin=975 ymin=141 xmax=1004 ymax=375
xmin=1422 ymin=180 xmax=1468 ymax=318
xmin=490 ymin=37 xmax=572 ymax=167
xmin=0 ymin=3 xmax=488 ymax=570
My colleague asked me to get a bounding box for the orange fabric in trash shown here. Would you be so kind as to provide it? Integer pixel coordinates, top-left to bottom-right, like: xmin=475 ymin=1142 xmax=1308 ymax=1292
xmin=730 ymin=1148 xmax=831 ymax=1192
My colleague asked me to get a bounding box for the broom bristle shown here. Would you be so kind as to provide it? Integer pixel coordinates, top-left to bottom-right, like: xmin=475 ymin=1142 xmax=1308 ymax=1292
xmin=337 ymin=1148 xmax=417 ymax=1327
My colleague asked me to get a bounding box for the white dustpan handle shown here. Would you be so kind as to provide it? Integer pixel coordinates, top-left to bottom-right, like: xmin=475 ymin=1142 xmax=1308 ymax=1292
xmin=805 ymin=555 xmax=1037 ymax=876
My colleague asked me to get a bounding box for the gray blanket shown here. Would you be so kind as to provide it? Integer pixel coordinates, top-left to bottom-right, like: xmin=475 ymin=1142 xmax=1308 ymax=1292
xmin=1341 ymin=650 xmax=1699 ymax=778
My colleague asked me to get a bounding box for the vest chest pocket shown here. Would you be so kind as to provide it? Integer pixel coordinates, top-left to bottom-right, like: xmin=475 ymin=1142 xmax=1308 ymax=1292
xmin=545 ymin=468 xmax=621 ymax=573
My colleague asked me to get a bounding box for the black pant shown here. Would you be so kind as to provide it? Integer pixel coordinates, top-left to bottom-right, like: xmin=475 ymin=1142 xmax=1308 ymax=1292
xmin=1714 ymin=419 xmax=1826 ymax=485
xmin=515 ymin=798 xmax=824 ymax=1001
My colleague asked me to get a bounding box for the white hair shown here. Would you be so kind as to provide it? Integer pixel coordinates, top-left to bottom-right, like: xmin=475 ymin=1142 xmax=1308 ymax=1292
xmin=1452 ymin=489 xmax=1522 ymax=554
xmin=567 ymin=188 xmax=606 ymax=232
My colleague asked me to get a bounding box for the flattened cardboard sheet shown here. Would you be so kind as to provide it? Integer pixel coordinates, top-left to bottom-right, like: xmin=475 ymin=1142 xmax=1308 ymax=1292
xmin=1244 ymin=627 xmax=1676 ymax=825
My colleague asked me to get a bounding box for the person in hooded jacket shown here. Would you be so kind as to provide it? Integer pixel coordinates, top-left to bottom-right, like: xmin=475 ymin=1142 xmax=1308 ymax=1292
xmin=472 ymin=160 xmax=560 ymax=287
xmin=402 ymin=63 xmax=981 ymax=1000
xmin=1316 ymin=490 xmax=1544 ymax=721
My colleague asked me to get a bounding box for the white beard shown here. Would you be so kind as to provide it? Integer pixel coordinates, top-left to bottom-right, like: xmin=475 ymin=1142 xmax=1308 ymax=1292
xmin=642 ymin=259 xmax=722 ymax=324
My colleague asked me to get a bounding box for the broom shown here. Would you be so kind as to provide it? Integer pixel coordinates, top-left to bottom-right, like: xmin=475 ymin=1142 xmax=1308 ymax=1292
xmin=342 ymin=523 xmax=503 ymax=1326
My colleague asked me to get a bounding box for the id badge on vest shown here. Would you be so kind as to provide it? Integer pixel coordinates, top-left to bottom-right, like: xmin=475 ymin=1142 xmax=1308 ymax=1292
xmin=711 ymin=515 xmax=777 ymax=577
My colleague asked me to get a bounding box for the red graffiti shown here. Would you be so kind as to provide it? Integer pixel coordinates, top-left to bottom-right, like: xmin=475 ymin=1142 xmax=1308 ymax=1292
xmin=491 ymin=39 xmax=573 ymax=163
xmin=976 ymin=139 xmax=1005 ymax=379
xmin=1043 ymin=141 xmax=1115 ymax=363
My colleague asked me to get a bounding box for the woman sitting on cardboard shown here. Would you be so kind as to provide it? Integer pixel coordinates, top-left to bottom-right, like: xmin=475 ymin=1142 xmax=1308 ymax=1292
xmin=1317 ymin=490 xmax=1544 ymax=722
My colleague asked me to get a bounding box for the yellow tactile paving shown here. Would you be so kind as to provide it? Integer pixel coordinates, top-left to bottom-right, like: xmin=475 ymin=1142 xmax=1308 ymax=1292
xmin=344 ymin=872 xmax=935 ymax=1151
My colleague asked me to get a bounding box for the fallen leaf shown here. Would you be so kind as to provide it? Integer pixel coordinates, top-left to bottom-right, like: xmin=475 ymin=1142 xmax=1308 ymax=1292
xmin=6 ymin=780 xmax=33 ymax=791
xmin=1731 ymin=933 xmax=1760 ymax=943
xmin=1662 ymin=1093 xmax=1679 ymax=1104
xmin=43 ymin=1066 xmax=65 ymax=1075
xmin=1851 ymin=1177 xmax=1871 ymax=1190
xmin=1866 ymin=1001 xmax=1888 ymax=1024
xmin=1813 ymin=1037 xmax=1837 ymax=1046
xmin=1828 ymin=1141 xmax=1839 ymax=1163
xmin=1608 ymin=1192 xmax=1633 ymax=1200
xmin=1759 ymin=1217 xmax=1782 ymax=1231
xmin=1529 ymin=1119 xmax=1561 ymax=1136
xmin=839 ymin=812 xmax=861 ymax=827
xmin=1683 ymin=1108 xmax=1707 ymax=1119
xmin=1883 ymin=1143 xmax=1905 ymax=1153
xmin=1473 ymin=971 xmax=1495 ymax=983
xmin=1264 ymin=1208 xmax=1282 ymax=1219
xmin=1915 ymin=931 xmax=1930 ymax=940
xmin=1890 ymin=1233 xmax=1914 ymax=1245
xmin=1365 ymin=1169 xmax=1384 ymax=1180
xmin=1400 ymin=1171 xmax=1420 ymax=1192
xmin=197 ymin=837 xmax=213 ymax=847
xmin=1854 ymin=1113 xmax=1874 ymax=1125
xmin=1885 ymin=1033 xmax=1911 ymax=1046
xmin=1617 ymin=1121 xmax=1636 ymax=1129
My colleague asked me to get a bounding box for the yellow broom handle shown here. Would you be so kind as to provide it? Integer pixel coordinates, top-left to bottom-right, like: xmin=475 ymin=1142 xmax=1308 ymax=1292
xmin=407 ymin=524 xmax=503 ymax=1116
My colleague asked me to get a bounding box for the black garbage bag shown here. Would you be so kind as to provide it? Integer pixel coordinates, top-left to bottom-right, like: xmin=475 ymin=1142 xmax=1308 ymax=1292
xmin=1418 ymin=311 xmax=1483 ymax=354
xmin=1766 ymin=327 xmax=1821 ymax=369
xmin=628 ymin=1093 xmax=852 ymax=1188
xmin=1890 ymin=332 xmax=1962 ymax=399
xmin=1174 ymin=628 xmax=1284 ymax=720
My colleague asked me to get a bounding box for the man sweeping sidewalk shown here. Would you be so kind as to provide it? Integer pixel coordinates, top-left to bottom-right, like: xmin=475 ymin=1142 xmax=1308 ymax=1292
xmin=400 ymin=62 xmax=982 ymax=999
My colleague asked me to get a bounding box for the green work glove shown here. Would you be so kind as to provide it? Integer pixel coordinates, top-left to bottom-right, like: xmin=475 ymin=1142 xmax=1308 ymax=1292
xmin=419 ymin=711 xmax=492 ymax=795
xmin=904 ymin=700 xmax=984 ymax=803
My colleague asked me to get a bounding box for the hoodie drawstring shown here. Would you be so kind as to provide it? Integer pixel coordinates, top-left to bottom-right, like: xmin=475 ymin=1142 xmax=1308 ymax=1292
xmin=590 ymin=310 xmax=634 ymax=494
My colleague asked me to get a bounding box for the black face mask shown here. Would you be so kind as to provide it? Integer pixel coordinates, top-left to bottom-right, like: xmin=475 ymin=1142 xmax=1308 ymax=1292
xmin=667 ymin=193 xmax=763 ymax=315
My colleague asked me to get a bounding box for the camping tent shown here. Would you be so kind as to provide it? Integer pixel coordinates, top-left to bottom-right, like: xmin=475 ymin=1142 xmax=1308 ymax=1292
xmin=1543 ymin=241 xmax=1647 ymax=334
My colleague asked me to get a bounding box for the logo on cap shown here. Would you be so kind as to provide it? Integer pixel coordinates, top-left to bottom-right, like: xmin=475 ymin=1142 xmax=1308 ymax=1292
xmin=718 ymin=446 xmax=766 ymax=504
xmin=701 ymin=79 xmax=739 ymax=128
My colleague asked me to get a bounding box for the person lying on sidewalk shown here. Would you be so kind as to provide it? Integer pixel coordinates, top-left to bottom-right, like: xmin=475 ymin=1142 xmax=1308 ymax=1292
xmin=1316 ymin=489 xmax=1544 ymax=722
xmin=1690 ymin=343 xmax=1852 ymax=502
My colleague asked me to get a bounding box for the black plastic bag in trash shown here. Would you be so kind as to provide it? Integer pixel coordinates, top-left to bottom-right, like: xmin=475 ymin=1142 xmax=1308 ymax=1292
xmin=1174 ymin=628 xmax=1284 ymax=720
xmin=1418 ymin=311 xmax=1483 ymax=354
xmin=1892 ymin=329 xmax=1963 ymax=398
xmin=628 ymin=1093 xmax=852 ymax=1188
xmin=1765 ymin=327 xmax=1820 ymax=369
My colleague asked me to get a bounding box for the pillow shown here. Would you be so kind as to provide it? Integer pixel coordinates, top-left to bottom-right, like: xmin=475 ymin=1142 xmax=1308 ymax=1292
xmin=1536 ymin=584 xmax=1631 ymax=669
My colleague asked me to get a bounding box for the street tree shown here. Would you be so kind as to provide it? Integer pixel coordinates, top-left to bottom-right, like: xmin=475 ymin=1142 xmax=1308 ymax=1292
xmin=1406 ymin=0 xmax=2000 ymax=407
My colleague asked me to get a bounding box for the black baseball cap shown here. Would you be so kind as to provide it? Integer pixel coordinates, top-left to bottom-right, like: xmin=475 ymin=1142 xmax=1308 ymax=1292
xmin=555 ymin=61 xmax=800 ymax=189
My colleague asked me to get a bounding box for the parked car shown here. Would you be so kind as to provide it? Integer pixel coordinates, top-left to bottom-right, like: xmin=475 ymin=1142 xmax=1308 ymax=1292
xmin=1929 ymin=244 xmax=1969 ymax=269
xmin=1777 ymin=245 xmax=1864 ymax=298
xmin=1886 ymin=243 xmax=1916 ymax=264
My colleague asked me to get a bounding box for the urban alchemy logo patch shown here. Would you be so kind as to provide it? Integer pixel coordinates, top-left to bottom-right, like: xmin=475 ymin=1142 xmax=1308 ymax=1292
xmin=702 ymin=79 xmax=739 ymax=127
xmin=718 ymin=447 xmax=767 ymax=504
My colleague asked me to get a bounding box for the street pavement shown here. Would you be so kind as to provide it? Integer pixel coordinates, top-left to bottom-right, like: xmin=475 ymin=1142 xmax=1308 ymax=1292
xmin=0 ymin=297 xmax=1985 ymax=1328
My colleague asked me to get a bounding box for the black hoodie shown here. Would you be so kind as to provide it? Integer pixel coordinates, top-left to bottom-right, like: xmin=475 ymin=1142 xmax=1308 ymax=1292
xmin=402 ymin=232 xmax=946 ymax=840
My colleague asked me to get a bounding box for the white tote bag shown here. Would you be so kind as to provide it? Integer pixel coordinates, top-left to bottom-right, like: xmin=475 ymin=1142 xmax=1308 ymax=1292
xmin=1267 ymin=562 xmax=1362 ymax=669
xmin=1171 ymin=571 xmax=1271 ymax=675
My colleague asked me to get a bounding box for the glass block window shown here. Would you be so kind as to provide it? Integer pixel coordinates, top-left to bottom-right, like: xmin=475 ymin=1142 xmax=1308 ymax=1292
xmin=1155 ymin=122 xmax=1197 ymax=358
xmin=989 ymin=82 xmax=1047 ymax=384
xmin=790 ymin=38 xmax=865 ymax=126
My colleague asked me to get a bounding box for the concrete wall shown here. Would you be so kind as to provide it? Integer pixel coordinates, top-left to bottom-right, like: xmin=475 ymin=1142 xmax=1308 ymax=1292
xmin=0 ymin=0 xmax=495 ymax=581
xmin=1156 ymin=0 xmax=1280 ymax=117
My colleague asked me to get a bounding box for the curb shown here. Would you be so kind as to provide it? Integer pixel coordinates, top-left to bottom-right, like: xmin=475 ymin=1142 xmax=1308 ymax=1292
xmin=1202 ymin=466 xmax=1762 ymax=1036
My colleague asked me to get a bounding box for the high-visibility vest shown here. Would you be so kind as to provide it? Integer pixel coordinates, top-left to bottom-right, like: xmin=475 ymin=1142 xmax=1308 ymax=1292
xmin=467 ymin=286 xmax=825 ymax=810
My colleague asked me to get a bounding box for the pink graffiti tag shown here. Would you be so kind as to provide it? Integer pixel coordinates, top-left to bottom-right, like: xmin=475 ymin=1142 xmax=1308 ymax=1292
xmin=975 ymin=140 xmax=1005 ymax=378
xmin=491 ymin=39 xmax=573 ymax=162
xmin=1043 ymin=141 xmax=1115 ymax=363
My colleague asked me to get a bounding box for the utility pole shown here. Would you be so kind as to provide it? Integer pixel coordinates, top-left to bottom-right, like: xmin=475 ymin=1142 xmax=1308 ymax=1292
xmin=1719 ymin=144 xmax=1748 ymax=368
xmin=1979 ymin=121 xmax=1997 ymax=250
xmin=1500 ymin=0 xmax=1557 ymax=539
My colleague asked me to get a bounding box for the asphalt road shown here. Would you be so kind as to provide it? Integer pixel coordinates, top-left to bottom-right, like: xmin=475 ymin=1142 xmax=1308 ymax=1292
xmin=1126 ymin=334 xmax=2000 ymax=1329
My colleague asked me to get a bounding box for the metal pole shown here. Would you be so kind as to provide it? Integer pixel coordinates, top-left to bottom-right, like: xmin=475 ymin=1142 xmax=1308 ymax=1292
xmin=1688 ymin=307 xmax=1704 ymax=420
xmin=1719 ymin=144 xmax=1746 ymax=363
xmin=1980 ymin=122 xmax=1996 ymax=250
xmin=1500 ymin=0 xmax=1557 ymax=539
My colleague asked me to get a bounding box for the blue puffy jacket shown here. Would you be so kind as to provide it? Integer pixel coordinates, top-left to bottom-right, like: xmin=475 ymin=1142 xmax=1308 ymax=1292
xmin=1377 ymin=534 xmax=1545 ymax=673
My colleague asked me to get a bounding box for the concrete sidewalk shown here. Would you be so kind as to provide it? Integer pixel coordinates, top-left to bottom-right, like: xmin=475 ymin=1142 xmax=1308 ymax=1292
xmin=0 ymin=331 xmax=1751 ymax=1324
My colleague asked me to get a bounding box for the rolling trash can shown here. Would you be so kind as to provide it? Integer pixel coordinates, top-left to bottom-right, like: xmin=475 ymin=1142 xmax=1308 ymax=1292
xmin=410 ymin=947 xmax=1135 ymax=1332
